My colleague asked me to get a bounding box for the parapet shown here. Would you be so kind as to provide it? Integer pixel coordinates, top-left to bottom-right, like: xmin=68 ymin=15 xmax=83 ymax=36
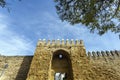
xmin=37 ymin=39 xmax=84 ymax=47
xmin=87 ymin=50 xmax=120 ymax=58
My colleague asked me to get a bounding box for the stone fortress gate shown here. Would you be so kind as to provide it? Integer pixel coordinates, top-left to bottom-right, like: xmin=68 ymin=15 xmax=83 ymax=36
xmin=26 ymin=39 xmax=87 ymax=80
xmin=1 ymin=39 xmax=120 ymax=80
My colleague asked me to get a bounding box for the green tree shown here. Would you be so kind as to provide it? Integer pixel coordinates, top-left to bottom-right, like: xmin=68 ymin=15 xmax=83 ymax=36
xmin=54 ymin=0 xmax=120 ymax=35
xmin=0 ymin=0 xmax=21 ymax=8
xmin=0 ymin=0 xmax=6 ymax=7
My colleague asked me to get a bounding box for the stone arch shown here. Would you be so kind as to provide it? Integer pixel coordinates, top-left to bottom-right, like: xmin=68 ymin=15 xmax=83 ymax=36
xmin=51 ymin=49 xmax=73 ymax=80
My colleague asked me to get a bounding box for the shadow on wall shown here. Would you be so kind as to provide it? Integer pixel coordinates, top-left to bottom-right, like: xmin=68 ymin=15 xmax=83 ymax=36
xmin=15 ymin=56 xmax=33 ymax=80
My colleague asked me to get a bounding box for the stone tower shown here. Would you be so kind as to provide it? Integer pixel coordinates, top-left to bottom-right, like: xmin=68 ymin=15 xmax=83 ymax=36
xmin=26 ymin=39 xmax=87 ymax=80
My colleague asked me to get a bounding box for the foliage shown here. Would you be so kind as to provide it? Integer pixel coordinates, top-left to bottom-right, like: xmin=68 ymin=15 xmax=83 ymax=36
xmin=54 ymin=0 xmax=120 ymax=35
xmin=0 ymin=0 xmax=6 ymax=7
xmin=0 ymin=0 xmax=21 ymax=8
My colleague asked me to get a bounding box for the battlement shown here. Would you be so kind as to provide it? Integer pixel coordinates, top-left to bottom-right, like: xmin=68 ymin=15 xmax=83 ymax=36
xmin=37 ymin=39 xmax=84 ymax=47
xmin=87 ymin=50 xmax=120 ymax=58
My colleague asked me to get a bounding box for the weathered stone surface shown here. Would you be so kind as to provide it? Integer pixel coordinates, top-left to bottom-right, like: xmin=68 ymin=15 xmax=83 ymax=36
xmin=0 ymin=39 xmax=120 ymax=80
xmin=26 ymin=39 xmax=86 ymax=80
xmin=0 ymin=56 xmax=32 ymax=80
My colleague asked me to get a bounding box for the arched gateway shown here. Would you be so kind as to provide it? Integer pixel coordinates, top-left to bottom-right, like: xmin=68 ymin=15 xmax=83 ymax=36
xmin=26 ymin=39 xmax=86 ymax=80
xmin=51 ymin=50 xmax=73 ymax=80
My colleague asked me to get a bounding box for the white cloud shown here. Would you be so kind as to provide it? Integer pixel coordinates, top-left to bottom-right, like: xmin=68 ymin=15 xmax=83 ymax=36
xmin=0 ymin=14 xmax=34 ymax=56
xmin=3 ymin=11 xmax=119 ymax=54
xmin=35 ymin=12 xmax=87 ymax=39
xmin=35 ymin=12 xmax=120 ymax=52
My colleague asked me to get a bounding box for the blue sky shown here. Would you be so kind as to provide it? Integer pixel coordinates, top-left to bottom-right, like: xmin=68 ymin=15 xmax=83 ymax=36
xmin=0 ymin=0 xmax=120 ymax=56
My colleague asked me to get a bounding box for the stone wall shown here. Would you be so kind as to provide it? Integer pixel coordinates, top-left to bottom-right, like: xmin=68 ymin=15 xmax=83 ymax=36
xmin=0 ymin=39 xmax=120 ymax=80
xmin=0 ymin=56 xmax=33 ymax=80
xmin=81 ymin=50 xmax=120 ymax=80
xmin=26 ymin=39 xmax=120 ymax=80
xmin=0 ymin=50 xmax=120 ymax=80
xmin=26 ymin=39 xmax=87 ymax=80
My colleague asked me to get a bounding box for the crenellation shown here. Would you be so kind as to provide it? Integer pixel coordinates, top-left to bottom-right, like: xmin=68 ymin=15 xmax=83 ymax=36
xmin=110 ymin=50 xmax=114 ymax=56
xmin=61 ymin=39 xmax=65 ymax=46
xmin=1 ymin=38 xmax=120 ymax=80
xmin=37 ymin=39 xmax=85 ymax=47
xmin=46 ymin=40 xmax=51 ymax=46
xmin=43 ymin=39 xmax=46 ymax=46
xmin=92 ymin=51 xmax=96 ymax=58
xmin=71 ymin=39 xmax=74 ymax=46
xmin=51 ymin=40 xmax=55 ymax=47
xmin=105 ymin=51 xmax=110 ymax=56
xmin=56 ymin=39 xmax=60 ymax=46
xmin=96 ymin=51 xmax=100 ymax=57
xmin=101 ymin=51 xmax=105 ymax=57
xmin=75 ymin=39 xmax=79 ymax=46
xmin=27 ymin=39 xmax=86 ymax=80
xmin=87 ymin=50 xmax=120 ymax=61
xmin=115 ymin=50 xmax=119 ymax=56
xmin=118 ymin=50 xmax=120 ymax=55
xmin=80 ymin=40 xmax=84 ymax=45
xmin=66 ymin=39 xmax=70 ymax=46
xmin=88 ymin=51 xmax=91 ymax=57
xmin=37 ymin=39 xmax=47 ymax=46
xmin=37 ymin=39 xmax=42 ymax=46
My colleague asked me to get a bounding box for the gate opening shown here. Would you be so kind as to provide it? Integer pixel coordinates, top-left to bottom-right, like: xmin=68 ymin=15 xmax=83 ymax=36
xmin=51 ymin=50 xmax=73 ymax=80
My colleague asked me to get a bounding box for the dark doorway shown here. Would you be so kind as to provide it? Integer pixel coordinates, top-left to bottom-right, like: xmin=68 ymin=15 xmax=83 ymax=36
xmin=51 ymin=50 xmax=73 ymax=80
